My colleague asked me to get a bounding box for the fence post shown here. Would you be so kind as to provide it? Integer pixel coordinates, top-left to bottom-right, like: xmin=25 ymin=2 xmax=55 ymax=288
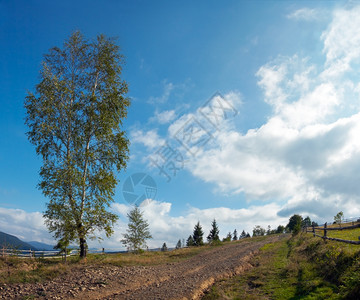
xmin=324 ymin=222 xmax=327 ymax=238
xmin=312 ymin=223 xmax=315 ymax=237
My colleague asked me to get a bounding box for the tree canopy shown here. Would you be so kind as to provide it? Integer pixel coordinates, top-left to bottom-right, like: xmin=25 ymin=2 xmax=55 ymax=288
xmin=25 ymin=31 xmax=130 ymax=257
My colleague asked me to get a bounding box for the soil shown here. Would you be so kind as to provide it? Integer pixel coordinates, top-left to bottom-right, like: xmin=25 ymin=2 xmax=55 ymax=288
xmin=0 ymin=235 xmax=286 ymax=299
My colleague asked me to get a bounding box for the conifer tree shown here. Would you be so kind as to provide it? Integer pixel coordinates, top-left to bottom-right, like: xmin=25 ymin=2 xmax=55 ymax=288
xmin=186 ymin=235 xmax=194 ymax=247
xmin=223 ymin=232 xmax=232 ymax=242
xmin=240 ymin=230 xmax=247 ymax=239
xmin=161 ymin=242 xmax=168 ymax=252
xmin=176 ymin=239 xmax=182 ymax=249
xmin=233 ymin=229 xmax=238 ymax=241
xmin=207 ymin=219 xmax=220 ymax=243
xmin=192 ymin=222 xmax=204 ymax=246
xmin=121 ymin=206 xmax=152 ymax=252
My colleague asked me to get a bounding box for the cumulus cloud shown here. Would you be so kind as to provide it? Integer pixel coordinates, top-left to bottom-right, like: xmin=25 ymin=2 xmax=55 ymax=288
xmin=131 ymin=129 xmax=165 ymax=150
xmin=150 ymin=109 xmax=176 ymax=124
xmin=110 ymin=199 xmax=288 ymax=249
xmin=0 ymin=207 xmax=53 ymax=244
xmin=180 ymin=5 xmax=360 ymax=221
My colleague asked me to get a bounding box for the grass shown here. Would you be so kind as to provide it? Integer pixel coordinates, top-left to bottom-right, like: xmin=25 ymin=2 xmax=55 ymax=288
xmin=311 ymin=221 xmax=360 ymax=242
xmin=203 ymin=232 xmax=360 ymax=299
xmin=85 ymin=245 xmax=211 ymax=267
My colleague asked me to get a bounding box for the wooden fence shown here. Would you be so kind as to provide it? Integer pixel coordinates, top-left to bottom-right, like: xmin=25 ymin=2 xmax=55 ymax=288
xmin=305 ymin=220 xmax=360 ymax=245
xmin=1 ymin=248 xmax=78 ymax=258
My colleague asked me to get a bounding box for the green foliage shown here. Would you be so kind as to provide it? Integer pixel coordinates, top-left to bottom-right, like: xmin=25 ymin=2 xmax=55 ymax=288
xmin=334 ymin=211 xmax=344 ymax=225
xmin=222 ymin=232 xmax=232 ymax=242
xmin=207 ymin=219 xmax=220 ymax=243
xmin=252 ymin=225 xmax=266 ymax=237
xmin=276 ymin=225 xmax=285 ymax=234
xmin=292 ymin=222 xmax=301 ymax=236
xmin=192 ymin=222 xmax=204 ymax=246
xmin=186 ymin=235 xmax=194 ymax=247
xmin=302 ymin=216 xmax=312 ymax=227
xmin=176 ymin=239 xmax=182 ymax=249
xmin=287 ymin=214 xmax=303 ymax=232
xmin=121 ymin=206 xmax=152 ymax=252
xmin=25 ymin=31 xmax=130 ymax=257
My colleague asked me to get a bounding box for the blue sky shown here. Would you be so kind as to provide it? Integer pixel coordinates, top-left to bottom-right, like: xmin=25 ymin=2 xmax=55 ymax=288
xmin=1 ymin=0 xmax=360 ymax=249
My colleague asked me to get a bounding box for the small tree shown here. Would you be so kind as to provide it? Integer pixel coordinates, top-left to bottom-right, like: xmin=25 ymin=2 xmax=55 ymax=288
xmin=334 ymin=211 xmax=344 ymax=227
xmin=287 ymin=214 xmax=303 ymax=232
xmin=266 ymin=225 xmax=272 ymax=235
xmin=176 ymin=239 xmax=182 ymax=249
xmin=207 ymin=219 xmax=220 ymax=244
xmin=302 ymin=216 xmax=312 ymax=228
xmin=121 ymin=206 xmax=152 ymax=252
xmin=186 ymin=235 xmax=194 ymax=247
xmin=252 ymin=225 xmax=266 ymax=237
xmin=223 ymin=232 xmax=232 ymax=242
xmin=240 ymin=230 xmax=247 ymax=239
xmin=161 ymin=243 xmax=168 ymax=252
xmin=276 ymin=225 xmax=285 ymax=234
xmin=233 ymin=229 xmax=238 ymax=241
xmin=193 ymin=222 xmax=204 ymax=246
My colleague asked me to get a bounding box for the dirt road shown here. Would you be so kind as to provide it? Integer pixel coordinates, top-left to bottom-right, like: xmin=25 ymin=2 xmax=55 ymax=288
xmin=0 ymin=235 xmax=287 ymax=299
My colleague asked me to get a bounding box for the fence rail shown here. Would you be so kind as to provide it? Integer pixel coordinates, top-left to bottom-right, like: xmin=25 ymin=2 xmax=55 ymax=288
xmin=1 ymin=248 xmax=79 ymax=258
xmin=305 ymin=219 xmax=360 ymax=245
xmin=0 ymin=248 xmax=126 ymax=258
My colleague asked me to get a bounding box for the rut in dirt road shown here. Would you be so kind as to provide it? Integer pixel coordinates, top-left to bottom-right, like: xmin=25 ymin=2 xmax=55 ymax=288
xmin=0 ymin=235 xmax=288 ymax=300
xmin=75 ymin=235 xmax=287 ymax=300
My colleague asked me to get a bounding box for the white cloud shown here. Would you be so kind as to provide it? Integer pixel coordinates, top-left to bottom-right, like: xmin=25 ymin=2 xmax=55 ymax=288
xmin=179 ymin=6 xmax=360 ymax=221
xmin=150 ymin=109 xmax=176 ymax=124
xmin=131 ymin=129 xmax=165 ymax=150
xmin=287 ymin=8 xmax=319 ymax=21
xmin=321 ymin=6 xmax=360 ymax=77
xmin=110 ymin=199 xmax=288 ymax=249
xmin=0 ymin=207 xmax=53 ymax=244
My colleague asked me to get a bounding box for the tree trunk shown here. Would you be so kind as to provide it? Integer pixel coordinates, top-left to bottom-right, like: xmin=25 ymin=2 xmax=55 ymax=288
xmin=79 ymin=237 xmax=87 ymax=258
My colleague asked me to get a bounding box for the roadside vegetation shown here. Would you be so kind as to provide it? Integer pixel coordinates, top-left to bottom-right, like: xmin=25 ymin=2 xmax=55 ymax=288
xmin=203 ymin=230 xmax=360 ymax=299
xmin=0 ymin=242 xmax=221 ymax=284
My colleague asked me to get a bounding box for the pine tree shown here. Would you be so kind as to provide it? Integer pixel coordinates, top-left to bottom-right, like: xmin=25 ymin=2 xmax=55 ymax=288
xmin=176 ymin=239 xmax=182 ymax=249
xmin=207 ymin=219 xmax=220 ymax=243
xmin=240 ymin=230 xmax=247 ymax=239
xmin=186 ymin=235 xmax=194 ymax=247
xmin=193 ymin=222 xmax=204 ymax=246
xmin=233 ymin=229 xmax=238 ymax=241
xmin=121 ymin=206 xmax=152 ymax=252
xmin=223 ymin=232 xmax=232 ymax=242
xmin=161 ymin=242 xmax=168 ymax=252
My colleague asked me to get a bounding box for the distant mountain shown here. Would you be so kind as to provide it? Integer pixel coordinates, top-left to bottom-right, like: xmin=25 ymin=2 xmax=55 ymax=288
xmin=28 ymin=241 xmax=54 ymax=251
xmin=0 ymin=231 xmax=37 ymax=250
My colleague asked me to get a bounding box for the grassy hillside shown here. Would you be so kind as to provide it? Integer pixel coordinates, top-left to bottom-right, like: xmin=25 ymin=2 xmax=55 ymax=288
xmin=203 ymin=232 xmax=360 ymax=299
